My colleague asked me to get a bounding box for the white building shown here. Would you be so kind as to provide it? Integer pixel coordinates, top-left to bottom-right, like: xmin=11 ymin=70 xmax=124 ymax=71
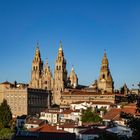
xmin=40 ymin=109 xmax=60 ymax=124
xmin=70 ymin=101 xmax=112 ymax=111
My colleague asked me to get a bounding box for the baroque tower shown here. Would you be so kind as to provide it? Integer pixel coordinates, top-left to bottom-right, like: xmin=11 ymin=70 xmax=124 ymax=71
xmin=69 ymin=66 xmax=78 ymax=88
xmin=98 ymin=52 xmax=114 ymax=93
xmin=54 ymin=41 xmax=67 ymax=105
xmin=29 ymin=43 xmax=43 ymax=88
xmin=42 ymin=58 xmax=53 ymax=90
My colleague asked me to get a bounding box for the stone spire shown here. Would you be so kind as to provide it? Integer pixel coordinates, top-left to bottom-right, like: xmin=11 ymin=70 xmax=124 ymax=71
xmin=42 ymin=58 xmax=53 ymax=90
xmin=98 ymin=51 xmax=114 ymax=93
xmin=69 ymin=66 xmax=78 ymax=88
xmin=58 ymin=41 xmax=64 ymax=58
xmin=101 ymin=51 xmax=109 ymax=68
xmin=54 ymin=41 xmax=68 ymax=105
xmin=34 ymin=42 xmax=41 ymax=61
xmin=29 ymin=42 xmax=43 ymax=89
xmin=44 ymin=58 xmax=50 ymax=72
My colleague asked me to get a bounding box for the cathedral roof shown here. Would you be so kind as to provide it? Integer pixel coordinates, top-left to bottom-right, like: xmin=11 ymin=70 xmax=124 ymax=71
xmin=62 ymin=89 xmax=114 ymax=95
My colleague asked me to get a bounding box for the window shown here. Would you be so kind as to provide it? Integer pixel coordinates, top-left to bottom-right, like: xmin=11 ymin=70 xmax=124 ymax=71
xmin=102 ymin=74 xmax=105 ymax=79
xmin=33 ymin=66 xmax=35 ymax=70
xmin=59 ymin=66 xmax=61 ymax=70
xmin=56 ymin=66 xmax=59 ymax=70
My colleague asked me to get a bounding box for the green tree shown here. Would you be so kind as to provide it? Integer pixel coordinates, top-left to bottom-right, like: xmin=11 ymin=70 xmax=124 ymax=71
xmin=0 ymin=121 xmax=4 ymax=130
xmin=0 ymin=99 xmax=12 ymax=128
xmin=0 ymin=128 xmax=13 ymax=139
xmin=81 ymin=107 xmax=102 ymax=123
xmin=120 ymin=112 xmax=140 ymax=140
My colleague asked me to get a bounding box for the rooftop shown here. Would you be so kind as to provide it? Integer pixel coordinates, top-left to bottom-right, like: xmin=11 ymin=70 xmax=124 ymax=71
xmin=30 ymin=124 xmax=67 ymax=133
xmin=103 ymin=104 xmax=140 ymax=121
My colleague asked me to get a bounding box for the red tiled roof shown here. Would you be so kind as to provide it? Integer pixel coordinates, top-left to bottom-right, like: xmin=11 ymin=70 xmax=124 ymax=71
xmin=26 ymin=118 xmax=45 ymax=125
xmin=59 ymin=121 xmax=79 ymax=128
xmin=123 ymin=103 xmax=137 ymax=108
xmin=103 ymin=104 xmax=140 ymax=121
xmin=30 ymin=124 xmax=67 ymax=133
xmin=103 ymin=108 xmax=121 ymax=120
xmin=43 ymin=109 xmax=60 ymax=114
xmin=61 ymin=109 xmax=80 ymax=114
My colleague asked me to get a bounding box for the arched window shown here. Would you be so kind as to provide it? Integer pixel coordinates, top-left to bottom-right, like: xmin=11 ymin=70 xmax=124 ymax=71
xmin=33 ymin=66 xmax=35 ymax=70
xmin=56 ymin=66 xmax=59 ymax=70
xmin=102 ymin=74 xmax=105 ymax=79
xmin=59 ymin=66 xmax=61 ymax=70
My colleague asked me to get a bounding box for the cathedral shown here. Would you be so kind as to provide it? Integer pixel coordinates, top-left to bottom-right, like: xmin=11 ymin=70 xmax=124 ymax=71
xmin=29 ymin=42 xmax=114 ymax=105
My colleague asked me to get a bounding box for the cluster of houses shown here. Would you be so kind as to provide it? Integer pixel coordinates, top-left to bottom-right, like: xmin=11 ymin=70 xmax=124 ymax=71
xmin=13 ymin=101 xmax=140 ymax=140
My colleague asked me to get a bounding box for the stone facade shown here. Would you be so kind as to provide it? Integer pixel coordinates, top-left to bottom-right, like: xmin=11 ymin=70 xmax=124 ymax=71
xmin=29 ymin=43 xmax=53 ymax=90
xmin=0 ymin=82 xmax=50 ymax=117
xmin=29 ymin=42 xmax=79 ymax=105
xmin=68 ymin=66 xmax=78 ymax=88
xmin=29 ymin=44 xmax=43 ymax=89
xmin=29 ymin=42 xmax=114 ymax=106
xmin=60 ymin=89 xmax=115 ymax=108
xmin=53 ymin=42 xmax=68 ymax=105
xmin=97 ymin=52 xmax=114 ymax=93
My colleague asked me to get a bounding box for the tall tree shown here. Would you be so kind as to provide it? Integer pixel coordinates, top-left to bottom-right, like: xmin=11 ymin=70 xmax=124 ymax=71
xmin=0 ymin=99 xmax=12 ymax=128
xmin=81 ymin=107 xmax=102 ymax=123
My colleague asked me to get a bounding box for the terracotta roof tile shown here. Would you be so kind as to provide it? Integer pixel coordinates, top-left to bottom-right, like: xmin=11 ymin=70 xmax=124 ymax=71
xmin=26 ymin=118 xmax=45 ymax=125
xmin=103 ymin=108 xmax=121 ymax=120
xmin=103 ymin=104 xmax=140 ymax=121
xmin=30 ymin=124 xmax=67 ymax=133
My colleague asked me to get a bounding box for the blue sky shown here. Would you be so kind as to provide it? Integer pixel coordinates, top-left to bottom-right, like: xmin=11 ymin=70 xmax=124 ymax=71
xmin=0 ymin=0 xmax=140 ymax=89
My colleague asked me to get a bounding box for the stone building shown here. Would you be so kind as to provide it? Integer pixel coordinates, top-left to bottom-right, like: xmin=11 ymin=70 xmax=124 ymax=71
xmin=29 ymin=42 xmax=114 ymax=106
xmin=29 ymin=42 xmax=79 ymax=105
xmin=29 ymin=42 xmax=53 ymax=90
xmin=29 ymin=43 xmax=43 ymax=89
xmin=68 ymin=66 xmax=78 ymax=88
xmin=60 ymin=89 xmax=115 ymax=108
xmin=97 ymin=52 xmax=114 ymax=93
xmin=0 ymin=81 xmax=51 ymax=117
xmin=53 ymin=42 xmax=68 ymax=105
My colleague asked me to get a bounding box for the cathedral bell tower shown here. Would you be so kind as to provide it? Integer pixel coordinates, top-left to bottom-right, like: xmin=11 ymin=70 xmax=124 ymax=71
xmin=42 ymin=58 xmax=53 ymax=90
xmin=98 ymin=52 xmax=114 ymax=93
xmin=54 ymin=41 xmax=67 ymax=105
xmin=29 ymin=43 xmax=43 ymax=88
